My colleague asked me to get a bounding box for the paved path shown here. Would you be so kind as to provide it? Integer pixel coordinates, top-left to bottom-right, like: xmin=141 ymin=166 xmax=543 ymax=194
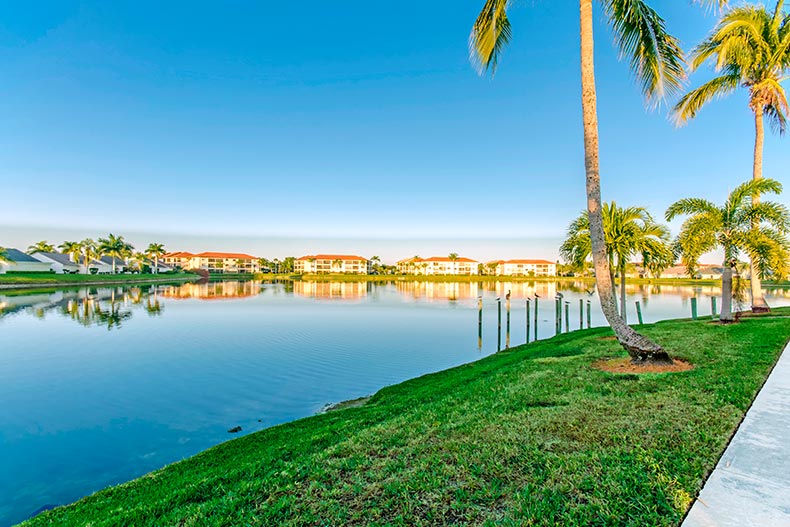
xmin=682 ymin=342 xmax=790 ymax=526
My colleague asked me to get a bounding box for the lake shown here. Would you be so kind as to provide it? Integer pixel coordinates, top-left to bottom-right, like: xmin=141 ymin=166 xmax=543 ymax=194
xmin=2 ymin=278 xmax=789 ymax=526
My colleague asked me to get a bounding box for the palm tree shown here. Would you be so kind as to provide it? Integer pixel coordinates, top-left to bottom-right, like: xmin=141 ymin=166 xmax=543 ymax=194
xmin=97 ymin=234 xmax=134 ymax=274
xmin=469 ymin=0 xmax=710 ymax=362
xmin=666 ymin=178 xmax=790 ymax=322
xmin=27 ymin=240 xmax=55 ymax=254
xmin=332 ymin=258 xmax=343 ymax=273
xmin=448 ymin=252 xmax=459 ymax=275
xmin=59 ymin=241 xmax=82 ymax=264
xmin=560 ymin=202 xmax=673 ymax=322
xmin=128 ymin=252 xmax=147 ymax=273
xmin=145 ymin=243 xmax=166 ymax=274
xmin=674 ymin=0 xmax=790 ymax=312
xmin=79 ymin=238 xmax=99 ymax=274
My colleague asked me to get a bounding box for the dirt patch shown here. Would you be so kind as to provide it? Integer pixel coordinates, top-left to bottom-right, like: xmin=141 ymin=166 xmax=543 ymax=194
xmin=598 ymin=336 xmax=617 ymax=341
xmin=592 ymin=358 xmax=694 ymax=374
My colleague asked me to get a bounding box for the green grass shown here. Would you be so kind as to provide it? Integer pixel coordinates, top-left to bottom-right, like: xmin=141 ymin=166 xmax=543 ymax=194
xmin=0 ymin=272 xmax=197 ymax=286
xmin=21 ymin=311 xmax=790 ymax=526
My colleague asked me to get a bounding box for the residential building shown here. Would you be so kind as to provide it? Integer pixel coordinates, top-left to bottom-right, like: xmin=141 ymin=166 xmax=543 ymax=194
xmin=489 ymin=259 xmax=557 ymax=277
xmin=162 ymin=252 xmax=260 ymax=273
xmin=659 ymin=264 xmax=722 ymax=280
xmin=0 ymin=248 xmax=55 ymax=274
xmin=397 ymin=256 xmax=479 ymax=275
xmin=295 ymin=255 xmax=370 ymax=274
xmin=32 ymin=252 xmax=81 ymax=274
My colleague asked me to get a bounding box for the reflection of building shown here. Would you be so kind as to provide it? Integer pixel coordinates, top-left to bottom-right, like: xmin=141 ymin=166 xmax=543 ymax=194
xmin=160 ymin=281 xmax=260 ymax=300
xmin=295 ymin=255 xmax=370 ymax=274
xmin=293 ymin=281 xmax=368 ymax=300
xmin=489 ymin=259 xmax=556 ymax=277
xmin=479 ymin=281 xmax=558 ymax=299
xmin=397 ymin=256 xmax=479 ymax=275
xmin=162 ymin=252 xmax=260 ymax=273
xmin=396 ymin=281 xmax=480 ymax=301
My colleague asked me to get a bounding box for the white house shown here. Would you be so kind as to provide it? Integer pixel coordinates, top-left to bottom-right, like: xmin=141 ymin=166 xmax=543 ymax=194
xmin=0 ymin=249 xmax=55 ymax=274
xmin=397 ymin=256 xmax=479 ymax=276
xmin=32 ymin=252 xmax=81 ymax=274
xmin=295 ymin=255 xmax=370 ymax=274
xmin=489 ymin=259 xmax=557 ymax=277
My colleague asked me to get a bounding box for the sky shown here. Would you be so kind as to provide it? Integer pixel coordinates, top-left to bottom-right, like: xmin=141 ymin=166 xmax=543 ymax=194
xmin=1 ymin=1 xmax=787 ymax=264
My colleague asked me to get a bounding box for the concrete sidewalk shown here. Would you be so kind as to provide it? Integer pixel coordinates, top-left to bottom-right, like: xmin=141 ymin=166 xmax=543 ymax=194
xmin=682 ymin=343 xmax=790 ymax=526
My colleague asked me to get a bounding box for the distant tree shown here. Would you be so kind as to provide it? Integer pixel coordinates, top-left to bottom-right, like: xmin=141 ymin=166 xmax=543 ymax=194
xmin=27 ymin=241 xmax=55 ymax=254
xmin=145 ymin=243 xmax=166 ymax=274
xmin=282 ymin=257 xmax=295 ymax=273
xmin=332 ymin=259 xmax=343 ymax=273
xmin=59 ymin=241 xmax=82 ymax=264
xmin=674 ymin=0 xmax=790 ymax=311
xmin=666 ymin=178 xmax=790 ymax=322
xmin=448 ymin=252 xmax=459 ymax=275
xmin=79 ymin=239 xmax=99 ymax=274
xmin=97 ymin=234 xmax=134 ymax=274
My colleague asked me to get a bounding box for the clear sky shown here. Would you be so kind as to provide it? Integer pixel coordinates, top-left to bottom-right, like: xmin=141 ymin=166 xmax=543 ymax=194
xmin=1 ymin=1 xmax=787 ymax=263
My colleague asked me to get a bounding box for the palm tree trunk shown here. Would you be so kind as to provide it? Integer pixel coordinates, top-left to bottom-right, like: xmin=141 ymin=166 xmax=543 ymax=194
xmin=750 ymin=107 xmax=769 ymax=312
xmin=579 ymin=0 xmax=669 ymax=363
xmin=720 ymin=258 xmax=734 ymax=322
xmin=620 ymin=260 xmax=627 ymax=324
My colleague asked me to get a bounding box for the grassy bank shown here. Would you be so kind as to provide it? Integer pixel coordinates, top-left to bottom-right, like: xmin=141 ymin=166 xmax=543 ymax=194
xmin=22 ymin=312 xmax=790 ymax=526
xmin=0 ymin=272 xmax=198 ymax=288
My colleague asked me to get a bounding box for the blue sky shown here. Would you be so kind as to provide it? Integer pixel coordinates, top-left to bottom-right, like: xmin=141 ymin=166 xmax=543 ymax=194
xmin=1 ymin=1 xmax=787 ymax=263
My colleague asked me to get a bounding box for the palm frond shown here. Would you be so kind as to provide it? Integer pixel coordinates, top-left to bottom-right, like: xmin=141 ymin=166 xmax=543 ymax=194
xmin=604 ymin=0 xmax=686 ymax=104
xmin=665 ymin=198 xmax=719 ymax=220
xmin=673 ymin=73 xmax=740 ymax=124
xmin=469 ymin=0 xmax=512 ymax=75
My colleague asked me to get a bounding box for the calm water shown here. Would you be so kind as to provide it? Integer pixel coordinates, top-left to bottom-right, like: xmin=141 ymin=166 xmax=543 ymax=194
xmin=2 ymin=278 xmax=789 ymax=526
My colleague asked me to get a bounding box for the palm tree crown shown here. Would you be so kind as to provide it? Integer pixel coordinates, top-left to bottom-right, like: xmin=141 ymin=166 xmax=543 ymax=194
xmin=146 ymin=243 xmax=166 ymax=274
xmin=97 ymin=234 xmax=134 ymax=274
xmin=27 ymin=240 xmax=55 ymax=254
xmin=59 ymin=241 xmax=82 ymax=264
xmin=675 ymin=0 xmax=790 ymax=130
xmin=666 ymin=178 xmax=790 ymax=321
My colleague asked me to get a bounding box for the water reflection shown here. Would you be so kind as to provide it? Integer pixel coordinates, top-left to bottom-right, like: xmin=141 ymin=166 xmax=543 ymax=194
xmin=293 ymin=280 xmax=369 ymax=300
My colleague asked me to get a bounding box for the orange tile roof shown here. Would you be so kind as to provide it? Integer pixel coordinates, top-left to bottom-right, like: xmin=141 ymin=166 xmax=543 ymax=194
xmin=422 ymin=256 xmax=478 ymax=263
xmin=164 ymin=251 xmax=194 ymax=258
xmin=297 ymin=254 xmax=368 ymax=261
xmin=503 ymin=259 xmax=555 ymax=265
xmin=193 ymin=252 xmax=258 ymax=260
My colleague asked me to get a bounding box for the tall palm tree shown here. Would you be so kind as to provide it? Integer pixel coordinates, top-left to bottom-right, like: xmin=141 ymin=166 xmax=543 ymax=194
xmin=469 ymin=0 xmax=713 ymax=362
xmin=97 ymin=234 xmax=134 ymax=274
xmin=27 ymin=240 xmax=55 ymax=254
xmin=666 ymin=178 xmax=790 ymax=322
xmin=79 ymin=238 xmax=99 ymax=274
xmin=332 ymin=258 xmax=343 ymax=273
xmin=674 ymin=0 xmax=790 ymax=312
xmin=145 ymin=243 xmax=166 ymax=274
xmin=59 ymin=241 xmax=82 ymax=264
xmin=560 ymin=202 xmax=673 ymax=322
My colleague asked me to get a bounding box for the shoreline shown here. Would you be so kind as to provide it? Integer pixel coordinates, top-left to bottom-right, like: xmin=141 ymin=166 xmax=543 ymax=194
xmin=19 ymin=309 xmax=790 ymax=526
xmin=0 ymin=274 xmax=198 ymax=291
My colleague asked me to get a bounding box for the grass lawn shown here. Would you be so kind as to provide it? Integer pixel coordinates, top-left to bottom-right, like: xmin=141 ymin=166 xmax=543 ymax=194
xmin=21 ymin=311 xmax=790 ymax=526
xmin=0 ymin=272 xmax=197 ymax=286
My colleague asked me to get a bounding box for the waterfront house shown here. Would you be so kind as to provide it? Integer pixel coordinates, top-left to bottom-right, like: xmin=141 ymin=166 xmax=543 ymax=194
xmin=397 ymin=256 xmax=479 ymax=276
xmin=489 ymin=259 xmax=557 ymax=277
xmin=295 ymin=255 xmax=370 ymax=274
xmin=32 ymin=252 xmax=81 ymax=274
xmin=162 ymin=252 xmax=260 ymax=273
xmin=0 ymin=248 xmax=55 ymax=274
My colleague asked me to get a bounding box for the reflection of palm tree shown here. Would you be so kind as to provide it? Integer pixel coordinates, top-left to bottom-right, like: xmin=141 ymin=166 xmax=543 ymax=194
xmin=470 ymin=0 xmax=686 ymax=361
xmin=675 ymin=0 xmax=790 ymax=312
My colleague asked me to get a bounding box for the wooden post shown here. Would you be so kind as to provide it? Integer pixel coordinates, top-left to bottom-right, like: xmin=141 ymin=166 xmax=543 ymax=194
xmin=534 ymin=297 xmax=539 ymax=341
xmin=506 ymin=296 xmax=511 ymax=349
xmin=526 ymin=299 xmax=531 ymax=344
xmin=635 ymin=301 xmax=643 ymax=325
xmin=478 ymin=296 xmax=483 ymax=350
xmin=586 ymin=300 xmax=591 ymax=329
xmin=691 ymin=297 xmax=698 ymax=320
xmin=555 ymin=297 xmax=560 ymax=335
xmin=579 ymin=298 xmax=583 ymax=330
xmin=497 ymin=298 xmax=502 ymax=351
xmin=564 ymin=302 xmax=569 ymax=333
xmin=711 ymin=296 xmax=717 ymax=319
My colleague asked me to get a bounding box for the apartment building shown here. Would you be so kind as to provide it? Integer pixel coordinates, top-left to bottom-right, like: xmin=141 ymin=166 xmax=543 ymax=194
xmin=489 ymin=259 xmax=557 ymax=277
xmin=295 ymin=254 xmax=370 ymax=274
xmin=162 ymin=251 xmax=260 ymax=273
xmin=396 ymin=256 xmax=479 ymax=276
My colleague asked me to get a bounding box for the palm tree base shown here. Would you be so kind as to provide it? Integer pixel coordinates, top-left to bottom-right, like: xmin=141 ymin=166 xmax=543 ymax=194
xmin=617 ymin=330 xmax=673 ymax=364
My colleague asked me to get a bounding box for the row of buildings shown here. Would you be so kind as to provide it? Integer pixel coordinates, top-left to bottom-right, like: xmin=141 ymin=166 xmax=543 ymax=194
xmin=0 ymin=249 xmax=168 ymax=275
xmin=294 ymin=255 xmax=558 ymax=276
